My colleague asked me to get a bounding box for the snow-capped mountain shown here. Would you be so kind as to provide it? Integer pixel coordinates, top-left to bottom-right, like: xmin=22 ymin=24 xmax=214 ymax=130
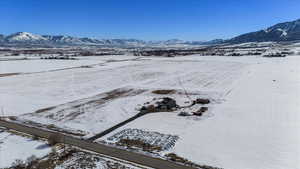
xmin=0 ymin=30 xmax=228 ymax=47
xmin=42 ymin=35 xmax=83 ymax=44
xmin=0 ymin=32 xmax=207 ymax=47
xmin=5 ymin=32 xmax=48 ymax=42
xmin=228 ymin=19 xmax=300 ymax=43
xmin=0 ymin=32 xmax=152 ymax=46
xmin=4 ymin=18 xmax=300 ymax=48
xmin=1 ymin=18 xmax=300 ymax=47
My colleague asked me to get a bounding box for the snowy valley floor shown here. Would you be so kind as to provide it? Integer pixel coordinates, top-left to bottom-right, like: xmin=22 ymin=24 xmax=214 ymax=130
xmin=101 ymin=56 xmax=300 ymax=169
xmin=0 ymin=128 xmax=144 ymax=169
xmin=0 ymin=129 xmax=51 ymax=168
xmin=0 ymin=55 xmax=299 ymax=169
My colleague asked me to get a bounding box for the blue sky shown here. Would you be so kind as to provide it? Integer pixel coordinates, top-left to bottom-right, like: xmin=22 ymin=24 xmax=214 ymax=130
xmin=1 ymin=0 xmax=299 ymax=40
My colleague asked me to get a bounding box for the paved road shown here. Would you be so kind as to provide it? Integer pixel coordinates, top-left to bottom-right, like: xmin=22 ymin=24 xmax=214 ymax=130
xmin=88 ymin=112 xmax=147 ymax=141
xmin=0 ymin=120 xmax=195 ymax=169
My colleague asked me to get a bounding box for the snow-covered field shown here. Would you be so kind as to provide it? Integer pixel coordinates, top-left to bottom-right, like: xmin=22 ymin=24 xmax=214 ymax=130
xmin=0 ymin=55 xmax=247 ymax=136
xmin=0 ymin=55 xmax=141 ymax=74
xmin=100 ymin=55 xmax=300 ymax=169
xmin=0 ymin=59 xmax=102 ymax=74
xmin=0 ymin=130 xmax=51 ymax=168
xmin=0 ymin=54 xmax=299 ymax=169
xmin=54 ymin=151 xmax=144 ymax=169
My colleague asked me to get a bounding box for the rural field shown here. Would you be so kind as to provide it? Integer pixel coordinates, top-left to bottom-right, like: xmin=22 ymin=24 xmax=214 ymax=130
xmin=1 ymin=1 xmax=300 ymax=168
xmin=1 ymin=50 xmax=300 ymax=169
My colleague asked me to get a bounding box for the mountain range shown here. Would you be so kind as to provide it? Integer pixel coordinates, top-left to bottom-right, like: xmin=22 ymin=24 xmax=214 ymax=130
xmin=0 ymin=32 xmax=208 ymax=47
xmin=0 ymin=18 xmax=299 ymax=47
xmin=228 ymin=19 xmax=300 ymax=43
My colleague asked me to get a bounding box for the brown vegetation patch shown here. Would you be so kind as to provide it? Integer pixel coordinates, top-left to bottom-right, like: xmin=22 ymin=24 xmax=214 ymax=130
xmin=194 ymin=98 xmax=210 ymax=104
xmin=152 ymin=89 xmax=176 ymax=95
xmin=8 ymin=148 xmax=77 ymax=169
xmin=87 ymin=88 xmax=145 ymax=105
xmin=102 ymin=88 xmax=135 ymax=100
xmin=8 ymin=146 xmax=137 ymax=169
xmin=8 ymin=116 xmax=17 ymax=121
xmin=47 ymin=133 xmax=65 ymax=146
xmin=34 ymin=106 xmax=56 ymax=114
xmin=117 ymin=139 xmax=162 ymax=152
xmin=0 ymin=73 xmax=20 ymax=77
xmin=165 ymin=153 xmax=222 ymax=169
xmin=80 ymin=65 xmax=93 ymax=68
xmin=29 ymin=88 xmax=146 ymax=122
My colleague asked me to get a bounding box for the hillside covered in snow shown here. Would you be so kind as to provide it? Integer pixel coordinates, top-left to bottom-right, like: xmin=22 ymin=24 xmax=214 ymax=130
xmin=228 ymin=19 xmax=300 ymax=43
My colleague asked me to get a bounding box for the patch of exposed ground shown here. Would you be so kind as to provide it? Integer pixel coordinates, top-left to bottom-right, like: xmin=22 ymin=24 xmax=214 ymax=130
xmin=12 ymin=88 xmax=147 ymax=137
xmin=151 ymin=89 xmax=214 ymax=97
xmin=105 ymin=57 xmax=143 ymax=63
xmin=0 ymin=73 xmax=20 ymax=77
xmin=6 ymin=146 xmax=143 ymax=169
xmin=106 ymin=128 xmax=179 ymax=152
xmin=151 ymin=89 xmax=176 ymax=95
xmin=55 ymin=150 xmax=143 ymax=169
xmin=28 ymin=88 xmax=146 ymax=122
xmin=34 ymin=106 xmax=56 ymax=114
xmin=117 ymin=139 xmax=163 ymax=152
xmin=165 ymin=153 xmax=222 ymax=169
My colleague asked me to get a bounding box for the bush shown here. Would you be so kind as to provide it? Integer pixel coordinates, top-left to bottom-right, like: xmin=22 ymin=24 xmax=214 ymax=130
xmin=32 ymin=135 xmax=39 ymax=140
xmin=48 ymin=133 xmax=63 ymax=146
xmin=11 ymin=159 xmax=25 ymax=168
xmin=46 ymin=124 xmax=56 ymax=129
xmin=26 ymin=155 xmax=38 ymax=166
xmin=152 ymin=90 xmax=176 ymax=95
xmin=8 ymin=116 xmax=17 ymax=121
xmin=194 ymin=98 xmax=210 ymax=104
xmin=117 ymin=139 xmax=162 ymax=152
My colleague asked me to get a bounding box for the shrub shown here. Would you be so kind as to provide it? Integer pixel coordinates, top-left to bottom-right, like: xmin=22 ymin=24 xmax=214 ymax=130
xmin=8 ymin=116 xmax=17 ymax=121
xmin=194 ymin=98 xmax=210 ymax=104
xmin=11 ymin=159 xmax=25 ymax=168
xmin=26 ymin=155 xmax=38 ymax=166
xmin=32 ymin=135 xmax=39 ymax=140
xmin=152 ymin=90 xmax=176 ymax=95
xmin=48 ymin=133 xmax=63 ymax=146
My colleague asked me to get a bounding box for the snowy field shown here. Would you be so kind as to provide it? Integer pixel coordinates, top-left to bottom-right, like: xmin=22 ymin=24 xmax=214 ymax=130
xmin=0 ymin=130 xmax=141 ymax=169
xmin=0 ymin=59 xmax=102 ymax=74
xmin=0 ymin=54 xmax=300 ymax=169
xmin=100 ymin=55 xmax=300 ymax=169
xmin=0 ymin=130 xmax=51 ymax=168
xmin=54 ymin=151 xmax=144 ymax=169
xmin=0 ymin=55 xmax=140 ymax=74
xmin=0 ymin=55 xmax=248 ymax=136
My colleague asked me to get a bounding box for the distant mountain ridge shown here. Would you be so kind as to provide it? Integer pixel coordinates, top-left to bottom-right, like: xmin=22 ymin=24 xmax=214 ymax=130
xmin=0 ymin=32 xmax=213 ymax=47
xmin=228 ymin=19 xmax=300 ymax=43
xmin=0 ymin=32 xmax=226 ymax=47
xmin=1 ymin=18 xmax=300 ymax=47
